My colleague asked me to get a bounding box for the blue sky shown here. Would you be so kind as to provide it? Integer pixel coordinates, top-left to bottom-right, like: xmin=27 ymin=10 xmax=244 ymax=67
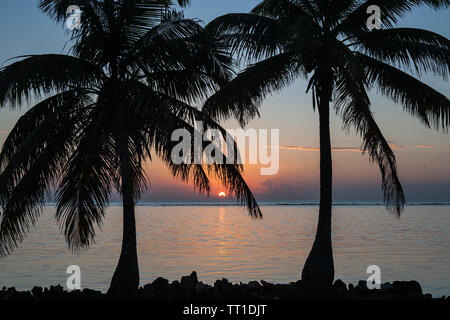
xmin=0 ymin=1 xmax=449 ymax=202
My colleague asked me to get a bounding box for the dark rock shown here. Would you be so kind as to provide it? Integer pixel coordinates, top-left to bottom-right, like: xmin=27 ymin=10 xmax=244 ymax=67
xmin=31 ymin=286 xmax=43 ymax=298
xmin=68 ymin=289 xmax=82 ymax=300
xmin=393 ymin=281 xmax=422 ymax=297
xmin=211 ymin=286 xmax=222 ymax=300
xmin=222 ymin=284 xmax=233 ymax=299
xmin=333 ymin=279 xmax=347 ymax=292
xmin=0 ymin=276 xmax=434 ymax=300
xmin=49 ymin=285 xmax=64 ymax=294
xmin=213 ymin=279 xmax=233 ymax=298
xmin=250 ymin=290 xmax=259 ymax=299
xmin=1 ymin=287 xmax=17 ymax=300
xmin=169 ymin=280 xmax=182 ymax=300
xmin=189 ymin=271 xmax=198 ymax=284
xmin=195 ymin=282 xmax=207 ymax=296
xmin=293 ymin=280 xmax=303 ymax=288
xmin=81 ymin=288 xmax=101 ymax=300
xmin=152 ymin=277 xmax=170 ymax=299
xmin=153 ymin=277 xmax=169 ymax=288
xmin=21 ymin=291 xmax=33 ymax=300
xmin=357 ymin=280 xmax=368 ymax=289
xmin=261 ymin=280 xmax=272 ymax=287
xmin=381 ymin=282 xmax=394 ymax=291
xmin=261 ymin=280 xmax=274 ymax=295
xmin=180 ymin=275 xmax=196 ymax=299
xmin=238 ymin=283 xmax=250 ymax=300
xmin=143 ymin=283 xmax=155 ymax=300
xmin=214 ymin=278 xmax=229 ymax=287
xmin=248 ymin=281 xmax=261 ymax=291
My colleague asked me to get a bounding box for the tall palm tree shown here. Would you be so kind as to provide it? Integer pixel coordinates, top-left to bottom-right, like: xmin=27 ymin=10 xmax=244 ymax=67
xmin=0 ymin=0 xmax=261 ymax=297
xmin=205 ymin=0 xmax=450 ymax=286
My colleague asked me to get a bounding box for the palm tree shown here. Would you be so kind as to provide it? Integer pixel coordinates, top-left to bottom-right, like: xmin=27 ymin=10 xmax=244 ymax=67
xmin=0 ymin=0 xmax=261 ymax=297
xmin=205 ymin=0 xmax=450 ymax=286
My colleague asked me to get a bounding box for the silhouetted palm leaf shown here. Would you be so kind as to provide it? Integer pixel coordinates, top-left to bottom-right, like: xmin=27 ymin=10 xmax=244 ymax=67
xmin=206 ymin=0 xmax=450 ymax=215
xmin=0 ymin=0 xmax=260 ymax=261
xmin=204 ymin=0 xmax=449 ymax=286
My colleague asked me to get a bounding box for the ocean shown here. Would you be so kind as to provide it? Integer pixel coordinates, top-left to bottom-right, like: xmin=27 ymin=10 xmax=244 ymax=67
xmin=0 ymin=204 xmax=449 ymax=297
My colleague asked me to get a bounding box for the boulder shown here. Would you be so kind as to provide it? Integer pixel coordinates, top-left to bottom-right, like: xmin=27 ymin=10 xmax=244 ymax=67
xmin=1 ymin=287 xmax=17 ymax=300
xmin=211 ymin=286 xmax=222 ymax=300
xmin=180 ymin=275 xmax=196 ymax=299
xmin=31 ymin=286 xmax=43 ymax=298
xmin=333 ymin=279 xmax=347 ymax=292
xmin=195 ymin=282 xmax=207 ymax=296
xmin=81 ymin=288 xmax=101 ymax=300
xmin=143 ymin=283 xmax=155 ymax=300
xmin=393 ymin=281 xmax=422 ymax=297
xmin=357 ymin=280 xmax=368 ymax=289
xmin=248 ymin=281 xmax=261 ymax=291
xmin=381 ymin=282 xmax=394 ymax=290
xmin=261 ymin=280 xmax=274 ymax=294
xmin=68 ymin=289 xmax=82 ymax=300
xmin=188 ymin=271 xmax=198 ymax=284
xmin=152 ymin=277 xmax=170 ymax=298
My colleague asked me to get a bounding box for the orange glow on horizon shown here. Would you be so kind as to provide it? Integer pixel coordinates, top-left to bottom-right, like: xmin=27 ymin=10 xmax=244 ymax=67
xmin=218 ymin=192 xmax=226 ymax=198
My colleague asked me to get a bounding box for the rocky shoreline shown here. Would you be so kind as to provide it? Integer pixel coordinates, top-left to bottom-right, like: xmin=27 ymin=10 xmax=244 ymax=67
xmin=1 ymin=272 xmax=448 ymax=300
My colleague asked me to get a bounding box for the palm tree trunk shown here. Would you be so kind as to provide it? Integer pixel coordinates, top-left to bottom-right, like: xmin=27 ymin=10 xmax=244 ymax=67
xmin=108 ymin=143 xmax=140 ymax=297
xmin=301 ymin=88 xmax=335 ymax=287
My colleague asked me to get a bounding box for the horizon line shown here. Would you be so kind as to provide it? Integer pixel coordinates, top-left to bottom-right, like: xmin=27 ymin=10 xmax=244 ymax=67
xmin=41 ymin=201 xmax=450 ymax=207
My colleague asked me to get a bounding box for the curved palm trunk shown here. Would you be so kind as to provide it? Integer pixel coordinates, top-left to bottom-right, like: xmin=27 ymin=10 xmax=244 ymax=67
xmin=301 ymin=89 xmax=335 ymax=287
xmin=108 ymin=146 xmax=140 ymax=297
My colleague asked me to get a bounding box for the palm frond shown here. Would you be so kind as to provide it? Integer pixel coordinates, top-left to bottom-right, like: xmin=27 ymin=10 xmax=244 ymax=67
xmin=39 ymin=0 xmax=99 ymax=22
xmin=126 ymin=85 xmax=261 ymax=217
xmin=164 ymin=123 xmax=262 ymax=218
xmin=119 ymin=0 xmax=191 ymax=44
xmin=334 ymin=54 xmax=406 ymax=216
xmin=203 ymin=52 xmax=304 ymax=126
xmin=206 ymin=13 xmax=294 ymax=62
xmin=130 ymin=20 xmax=234 ymax=102
xmin=352 ymin=28 xmax=450 ymax=78
xmin=122 ymin=0 xmax=176 ymax=42
xmin=335 ymin=0 xmax=450 ymax=35
xmin=357 ymin=53 xmax=450 ymax=130
xmin=252 ymin=0 xmax=314 ymax=18
xmin=0 ymin=90 xmax=87 ymax=256
xmin=0 ymin=54 xmax=102 ymax=108
xmin=55 ymin=111 xmax=117 ymax=251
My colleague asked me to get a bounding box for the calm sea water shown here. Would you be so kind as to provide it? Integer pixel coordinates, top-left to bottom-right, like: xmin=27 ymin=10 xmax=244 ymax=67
xmin=0 ymin=204 xmax=449 ymax=297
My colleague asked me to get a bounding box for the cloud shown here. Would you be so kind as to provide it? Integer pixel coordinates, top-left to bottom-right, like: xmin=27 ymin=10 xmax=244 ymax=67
xmin=267 ymin=144 xmax=433 ymax=153
xmin=258 ymin=179 xmax=310 ymax=199
xmin=389 ymin=144 xmax=407 ymax=150
xmin=385 ymin=144 xmax=433 ymax=151
xmin=277 ymin=146 xmax=362 ymax=152
xmin=0 ymin=130 xmax=8 ymax=135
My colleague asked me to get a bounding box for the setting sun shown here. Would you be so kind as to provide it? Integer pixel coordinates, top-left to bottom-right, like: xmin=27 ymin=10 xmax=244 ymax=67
xmin=218 ymin=192 xmax=226 ymax=198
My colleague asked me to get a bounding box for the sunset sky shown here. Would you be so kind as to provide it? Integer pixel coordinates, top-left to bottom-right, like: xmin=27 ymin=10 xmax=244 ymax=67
xmin=0 ymin=0 xmax=449 ymax=202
